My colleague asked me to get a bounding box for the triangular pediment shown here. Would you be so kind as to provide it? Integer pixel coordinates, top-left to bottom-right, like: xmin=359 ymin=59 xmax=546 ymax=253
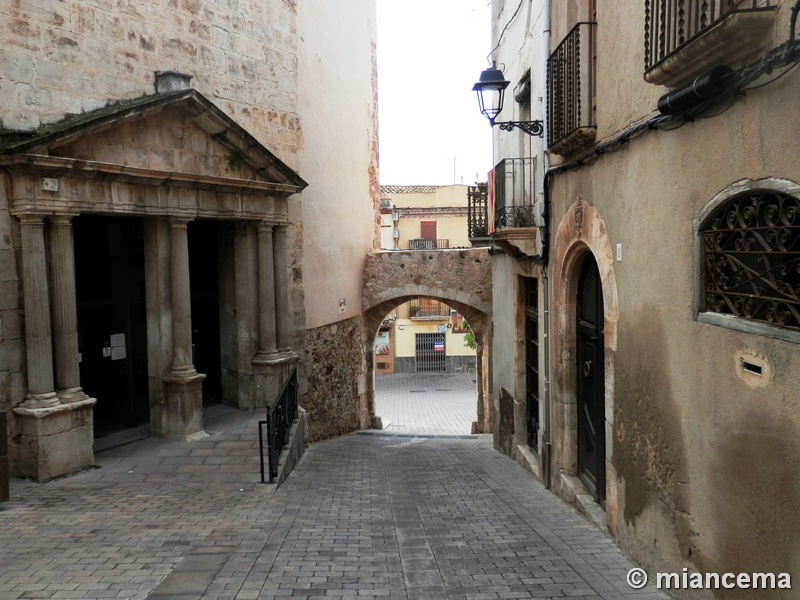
xmin=0 ymin=90 xmax=307 ymax=192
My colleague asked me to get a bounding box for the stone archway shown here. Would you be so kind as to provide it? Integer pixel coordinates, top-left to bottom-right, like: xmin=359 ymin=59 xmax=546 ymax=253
xmin=362 ymin=248 xmax=493 ymax=433
xmin=551 ymin=198 xmax=620 ymax=527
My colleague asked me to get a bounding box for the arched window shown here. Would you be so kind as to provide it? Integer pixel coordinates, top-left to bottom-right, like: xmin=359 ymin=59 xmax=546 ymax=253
xmin=702 ymin=190 xmax=800 ymax=333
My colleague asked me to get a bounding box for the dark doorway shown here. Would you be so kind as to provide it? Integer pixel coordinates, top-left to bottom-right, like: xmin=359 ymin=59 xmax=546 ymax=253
xmin=524 ymin=278 xmax=539 ymax=451
xmin=188 ymin=220 xmax=222 ymax=406
xmin=576 ymin=255 xmax=605 ymax=505
xmin=74 ymin=216 xmax=149 ymax=439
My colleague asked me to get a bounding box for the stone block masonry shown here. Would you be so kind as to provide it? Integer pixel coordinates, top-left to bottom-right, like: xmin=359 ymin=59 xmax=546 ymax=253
xmin=0 ymin=0 xmax=303 ymax=168
xmin=302 ymin=314 xmax=369 ymax=443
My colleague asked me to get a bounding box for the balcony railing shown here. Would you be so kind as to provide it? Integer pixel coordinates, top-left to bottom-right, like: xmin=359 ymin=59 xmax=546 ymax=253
xmin=547 ymin=22 xmax=597 ymax=156
xmin=493 ymin=157 xmax=536 ymax=231
xmin=645 ymin=0 xmax=776 ymax=75
xmin=409 ymin=298 xmax=450 ymax=318
xmin=467 ymin=183 xmax=489 ymax=239
xmin=408 ymin=238 xmax=449 ymax=250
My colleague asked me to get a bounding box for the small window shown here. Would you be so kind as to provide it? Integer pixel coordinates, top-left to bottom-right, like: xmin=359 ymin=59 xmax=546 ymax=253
xmin=701 ymin=190 xmax=800 ymax=333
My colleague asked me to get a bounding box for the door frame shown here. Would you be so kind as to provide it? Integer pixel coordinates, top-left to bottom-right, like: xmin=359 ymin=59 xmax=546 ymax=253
xmin=551 ymin=199 xmax=619 ymax=523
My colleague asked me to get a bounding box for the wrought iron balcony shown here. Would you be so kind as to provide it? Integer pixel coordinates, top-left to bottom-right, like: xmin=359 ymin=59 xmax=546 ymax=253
xmin=644 ymin=0 xmax=777 ymax=85
xmin=408 ymin=238 xmax=449 ymax=250
xmin=547 ymin=22 xmax=597 ymax=157
xmin=467 ymin=183 xmax=490 ymax=241
xmin=493 ymin=157 xmax=536 ymax=232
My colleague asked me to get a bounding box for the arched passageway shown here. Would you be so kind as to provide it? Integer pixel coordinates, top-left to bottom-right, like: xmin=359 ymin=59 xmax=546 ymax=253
xmin=362 ymin=248 xmax=492 ymax=433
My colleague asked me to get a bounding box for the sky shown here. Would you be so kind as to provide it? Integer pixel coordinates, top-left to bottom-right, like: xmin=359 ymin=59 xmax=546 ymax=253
xmin=376 ymin=0 xmax=493 ymax=187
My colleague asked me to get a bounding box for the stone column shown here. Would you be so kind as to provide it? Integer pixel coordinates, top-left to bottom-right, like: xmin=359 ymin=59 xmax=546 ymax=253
xmin=49 ymin=214 xmax=89 ymax=403
xmin=162 ymin=216 xmax=206 ymax=441
xmin=168 ymin=216 xmax=196 ymax=377
xmin=255 ymin=221 xmax=278 ymax=359
xmin=273 ymin=224 xmax=291 ymax=353
xmin=18 ymin=214 xmax=58 ymax=409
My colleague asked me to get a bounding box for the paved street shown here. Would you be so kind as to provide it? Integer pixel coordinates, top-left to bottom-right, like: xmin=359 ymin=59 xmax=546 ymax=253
xmin=374 ymin=373 xmax=477 ymax=435
xmin=0 ymin=377 xmax=665 ymax=600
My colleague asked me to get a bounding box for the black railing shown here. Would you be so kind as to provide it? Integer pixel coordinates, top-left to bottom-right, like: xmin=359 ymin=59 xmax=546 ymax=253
xmin=493 ymin=157 xmax=536 ymax=232
xmin=259 ymin=367 xmax=298 ymax=483
xmin=547 ymin=22 xmax=596 ymax=149
xmin=468 ymin=183 xmax=489 ymax=239
xmin=408 ymin=238 xmax=449 ymax=250
xmin=645 ymin=0 xmax=776 ymax=73
xmin=496 ymin=206 xmax=536 ymax=229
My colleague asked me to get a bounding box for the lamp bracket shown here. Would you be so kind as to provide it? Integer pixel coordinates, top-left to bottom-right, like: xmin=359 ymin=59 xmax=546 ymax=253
xmin=495 ymin=120 xmax=544 ymax=137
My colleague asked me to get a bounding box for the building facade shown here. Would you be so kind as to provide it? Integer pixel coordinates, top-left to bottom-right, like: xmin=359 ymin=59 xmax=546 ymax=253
xmin=486 ymin=0 xmax=800 ymax=591
xmin=0 ymin=1 xmax=378 ymax=479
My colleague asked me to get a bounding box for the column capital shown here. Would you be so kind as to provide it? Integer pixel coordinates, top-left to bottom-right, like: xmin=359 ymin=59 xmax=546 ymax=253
xmin=16 ymin=213 xmax=49 ymax=226
xmin=258 ymin=220 xmax=275 ymax=233
xmin=168 ymin=215 xmax=193 ymax=229
xmin=49 ymin=213 xmax=78 ymax=226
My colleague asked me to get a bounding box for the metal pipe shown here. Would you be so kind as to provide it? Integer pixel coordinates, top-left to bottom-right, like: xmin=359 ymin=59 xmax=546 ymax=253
xmin=541 ymin=0 xmax=553 ymax=491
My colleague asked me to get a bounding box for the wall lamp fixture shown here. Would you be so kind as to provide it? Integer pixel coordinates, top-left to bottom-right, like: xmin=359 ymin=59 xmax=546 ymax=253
xmin=473 ymin=67 xmax=544 ymax=137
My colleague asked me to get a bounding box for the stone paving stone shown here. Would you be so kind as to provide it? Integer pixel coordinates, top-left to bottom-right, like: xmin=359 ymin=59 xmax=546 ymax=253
xmin=0 ymin=387 xmax=668 ymax=600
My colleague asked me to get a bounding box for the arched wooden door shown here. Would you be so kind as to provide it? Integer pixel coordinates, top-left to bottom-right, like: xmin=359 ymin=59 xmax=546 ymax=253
xmin=576 ymin=255 xmax=605 ymax=505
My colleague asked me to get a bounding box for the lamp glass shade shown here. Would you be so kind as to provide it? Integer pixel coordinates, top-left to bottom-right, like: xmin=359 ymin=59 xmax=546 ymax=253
xmin=473 ymin=68 xmax=510 ymax=123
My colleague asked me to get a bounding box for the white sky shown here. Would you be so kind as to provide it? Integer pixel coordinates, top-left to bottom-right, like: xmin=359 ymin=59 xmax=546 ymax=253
xmin=376 ymin=0 xmax=493 ymax=186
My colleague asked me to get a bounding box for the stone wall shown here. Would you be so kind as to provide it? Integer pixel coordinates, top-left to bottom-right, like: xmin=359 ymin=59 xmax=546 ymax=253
xmin=301 ymin=315 xmax=368 ymax=443
xmin=0 ymin=0 xmax=302 ymax=168
xmin=363 ymin=249 xmax=492 ymax=320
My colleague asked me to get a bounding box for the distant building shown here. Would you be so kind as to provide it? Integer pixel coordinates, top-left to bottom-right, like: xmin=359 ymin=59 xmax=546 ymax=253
xmin=377 ymin=185 xmax=478 ymax=374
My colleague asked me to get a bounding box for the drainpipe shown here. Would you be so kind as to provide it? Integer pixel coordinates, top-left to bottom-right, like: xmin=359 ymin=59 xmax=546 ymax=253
xmin=540 ymin=0 xmax=553 ymax=491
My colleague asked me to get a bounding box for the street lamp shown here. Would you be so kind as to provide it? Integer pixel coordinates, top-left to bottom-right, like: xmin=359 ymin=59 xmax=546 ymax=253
xmin=473 ymin=67 xmax=544 ymax=137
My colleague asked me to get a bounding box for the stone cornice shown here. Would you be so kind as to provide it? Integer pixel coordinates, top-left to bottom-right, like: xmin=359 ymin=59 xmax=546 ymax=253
xmin=0 ymin=154 xmax=303 ymax=195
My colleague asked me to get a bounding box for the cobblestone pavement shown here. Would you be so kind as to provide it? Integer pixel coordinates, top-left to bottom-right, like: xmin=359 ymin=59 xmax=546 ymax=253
xmin=374 ymin=373 xmax=477 ymax=435
xmin=0 ymin=406 xmax=666 ymax=599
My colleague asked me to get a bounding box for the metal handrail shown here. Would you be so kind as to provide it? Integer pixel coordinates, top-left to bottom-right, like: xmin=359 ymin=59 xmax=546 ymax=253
xmin=258 ymin=367 xmax=299 ymax=483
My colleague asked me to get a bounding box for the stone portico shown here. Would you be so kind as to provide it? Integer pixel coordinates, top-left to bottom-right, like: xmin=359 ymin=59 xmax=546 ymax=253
xmin=0 ymin=74 xmax=307 ymax=481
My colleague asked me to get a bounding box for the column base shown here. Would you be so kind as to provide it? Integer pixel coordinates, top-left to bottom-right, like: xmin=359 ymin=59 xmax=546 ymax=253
xmin=20 ymin=391 xmax=60 ymax=410
xmin=57 ymin=386 xmax=90 ymax=403
xmin=13 ymin=397 xmax=97 ymax=482
xmin=162 ymin=372 xmax=207 ymax=441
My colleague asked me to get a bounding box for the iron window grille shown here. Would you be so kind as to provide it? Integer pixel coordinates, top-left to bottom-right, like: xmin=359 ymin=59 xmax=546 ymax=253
xmin=547 ymin=22 xmax=597 ymax=152
xmin=644 ymin=0 xmax=776 ymax=74
xmin=702 ymin=190 xmax=800 ymax=333
xmin=493 ymin=157 xmax=536 ymax=231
